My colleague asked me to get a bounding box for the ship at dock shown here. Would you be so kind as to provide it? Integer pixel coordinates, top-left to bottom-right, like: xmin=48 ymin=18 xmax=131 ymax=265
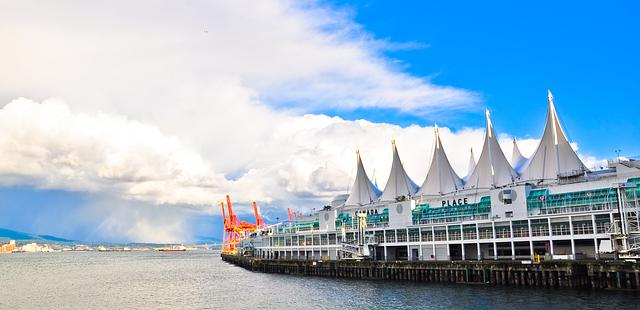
xmin=158 ymin=245 xmax=187 ymax=252
xmin=231 ymin=91 xmax=640 ymax=263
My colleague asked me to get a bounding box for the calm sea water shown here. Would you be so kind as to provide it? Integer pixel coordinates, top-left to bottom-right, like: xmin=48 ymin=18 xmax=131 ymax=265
xmin=1 ymin=251 xmax=638 ymax=309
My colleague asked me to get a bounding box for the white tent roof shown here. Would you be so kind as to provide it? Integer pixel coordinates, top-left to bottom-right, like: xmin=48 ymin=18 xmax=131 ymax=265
xmin=416 ymin=126 xmax=463 ymax=196
xmin=465 ymin=110 xmax=518 ymax=189
xmin=345 ymin=150 xmax=381 ymax=206
xmin=379 ymin=141 xmax=418 ymax=201
xmin=464 ymin=148 xmax=476 ymax=180
xmin=511 ymin=139 xmax=528 ymax=172
xmin=521 ymin=90 xmax=586 ymax=181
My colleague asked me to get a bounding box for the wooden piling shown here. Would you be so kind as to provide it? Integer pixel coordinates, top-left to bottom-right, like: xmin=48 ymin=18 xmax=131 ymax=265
xmin=221 ymin=254 xmax=640 ymax=291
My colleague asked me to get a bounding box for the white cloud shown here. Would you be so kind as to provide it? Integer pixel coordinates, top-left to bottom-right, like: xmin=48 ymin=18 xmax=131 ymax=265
xmin=0 ymin=1 xmax=608 ymax=242
xmin=0 ymin=0 xmax=482 ymax=180
xmin=0 ymin=98 xmax=227 ymax=205
xmin=0 ymin=0 xmax=482 ymax=213
xmin=0 ymin=0 xmax=477 ymax=115
xmin=0 ymin=97 xmax=479 ymax=208
xmin=0 ymin=98 xmax=606 ymax=210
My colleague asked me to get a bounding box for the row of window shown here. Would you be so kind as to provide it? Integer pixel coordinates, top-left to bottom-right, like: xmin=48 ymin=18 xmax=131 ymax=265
xmin=268 ymin=217 xmax=611 ymax=246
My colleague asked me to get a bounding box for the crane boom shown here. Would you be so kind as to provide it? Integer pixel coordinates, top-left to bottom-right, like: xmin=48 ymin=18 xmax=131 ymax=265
xmin=226 ymin=194 xmax=237 ymax=225
xmin=220 ymin=202 xmax=227 ymax=225
xmin=252 ymin=201 xmax=264 ymax=228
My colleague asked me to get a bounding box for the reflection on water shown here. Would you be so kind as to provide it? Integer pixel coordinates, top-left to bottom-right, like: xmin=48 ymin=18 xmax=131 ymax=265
xmin=0 ymin=251 xmax=637 ymax=309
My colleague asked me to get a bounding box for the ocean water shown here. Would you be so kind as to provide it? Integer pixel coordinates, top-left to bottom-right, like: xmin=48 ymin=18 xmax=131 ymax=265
xmin=1 ymin=251 xmax=638 ymax=309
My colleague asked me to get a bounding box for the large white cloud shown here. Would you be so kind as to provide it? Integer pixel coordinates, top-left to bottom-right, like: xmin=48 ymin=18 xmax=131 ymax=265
xmin=0 ymin=98 xmax=227 ymax=204
xmin=0 ymin=1 xmax=607 ymax=242
xmin=0 ymin=97 xmax=602 ymax=211
xmin=0 ymin=1 xmax=481 ymax=208
xmin=0 ymin=0 xmax=477 ymax=113
xmin=0 ymin=0 xmax=480 ymax=176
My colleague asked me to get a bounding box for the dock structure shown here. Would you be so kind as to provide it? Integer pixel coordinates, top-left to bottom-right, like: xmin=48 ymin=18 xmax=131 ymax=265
xmin=222 ymin=254 xmax=640 ymax=290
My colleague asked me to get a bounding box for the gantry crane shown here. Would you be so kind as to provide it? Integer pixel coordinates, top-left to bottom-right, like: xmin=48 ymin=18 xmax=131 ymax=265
xmin=220 ymin=195 xmax=264 ymax=255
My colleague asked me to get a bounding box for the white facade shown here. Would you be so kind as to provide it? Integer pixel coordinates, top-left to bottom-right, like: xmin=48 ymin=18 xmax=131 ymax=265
xmin=240 ymin=92 xmax=640 ymax=262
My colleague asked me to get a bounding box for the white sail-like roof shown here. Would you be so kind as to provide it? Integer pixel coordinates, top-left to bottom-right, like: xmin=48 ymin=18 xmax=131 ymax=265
xmin=511 ymin=139 xmax=528 ymax=172
xmin=379 ymin=141 xmax=418 ymax=202
xmin=345 ymin=150 xmax=381 ymax=206
xmin=521 ymin=90 xmax=586 ymax=181
xmin=464 ymin=148 xmax=476 ymax=180
xmin=465 ymin=110 xmax=518 ymax=189
xmin=416 ymin=126 xmax=463 ymax=196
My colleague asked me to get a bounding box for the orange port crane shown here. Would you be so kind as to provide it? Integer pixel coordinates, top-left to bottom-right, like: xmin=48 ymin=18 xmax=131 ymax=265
xmin=220 ymin=195 xmax=264 ymax=255
xmin=252 ymin=201 xmax=265 ymax=229
xmin=220 ymin=202 xmax=229 ymax=252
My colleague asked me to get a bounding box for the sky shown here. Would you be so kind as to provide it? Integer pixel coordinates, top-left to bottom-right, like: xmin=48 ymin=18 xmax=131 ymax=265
xmin=0 ymin=0 xmax=638 ymax=243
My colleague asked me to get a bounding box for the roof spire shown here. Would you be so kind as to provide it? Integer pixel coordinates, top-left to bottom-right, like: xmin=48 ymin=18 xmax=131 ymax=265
xmin=465 ymin=110 xmax=518 ymax=189
xmin=465 ymin=148 xmax=477 ymax=180
xmin=511 ymin=138 xmax=527 ymax=172
xmin=416 ymin=126 xmax=462 ymax=196
xmin=434 ymin=124 xmax=441 ymax=149
xmin=485 ymin=109 xmax=493 ymax=138
xmin=345 ymin=149 xmax=381 ymax=206
xmin=521 ymin=90 xmax=586 ymax=181
xmin=379 ymin=141 xmax=418 ymax=201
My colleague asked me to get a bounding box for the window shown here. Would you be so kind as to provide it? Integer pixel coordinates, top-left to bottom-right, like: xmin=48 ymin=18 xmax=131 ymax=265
xmin=503 ymin=189 xmax=513 ymax=204
xmin=505 ymin=211 xmax=513 ymax=218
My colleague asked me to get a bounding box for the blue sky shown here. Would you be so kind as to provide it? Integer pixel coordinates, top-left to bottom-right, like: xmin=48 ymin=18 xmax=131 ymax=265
xmin=0 ymin=1 xmax=638 ymax=243
xmin=328 ymin=0 xmax=640 ymax=159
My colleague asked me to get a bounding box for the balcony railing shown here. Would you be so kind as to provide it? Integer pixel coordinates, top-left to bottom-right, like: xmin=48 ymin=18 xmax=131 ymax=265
xmin=479 ymin=231 xmax=493 ymax=239
xmin=448 ymin=232 xmax=461 ymax=240
xmin=421 ymin=233 xmax=433 ymax=242
xmin=495 ymin=230 xmax=510 ymax=238
xmin=513 ymin=229 xmax=529 ymax=238
xmin=463 ymin=232 xmax=477 ymax=240
xmin=596 ymin=222 xmax=610 ymax=234
xmin=573 ymin=224 xmax=594 ymax=235
xmin=551 ymin=225 xmax=571 ymax=236
xmin=530 ymin=228 xmax=549 ymax=237
xmin=434 ymin=233 xmax=447 ymax=241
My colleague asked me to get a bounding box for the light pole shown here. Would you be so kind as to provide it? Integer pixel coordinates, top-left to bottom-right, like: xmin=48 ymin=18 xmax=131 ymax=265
xmin=615 ymin=149 xmax=621 ymax=162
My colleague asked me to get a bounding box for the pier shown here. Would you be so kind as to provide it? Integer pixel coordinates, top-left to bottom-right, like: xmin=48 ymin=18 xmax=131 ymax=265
xmin=222 ymin=254 xmax=640 ymax=290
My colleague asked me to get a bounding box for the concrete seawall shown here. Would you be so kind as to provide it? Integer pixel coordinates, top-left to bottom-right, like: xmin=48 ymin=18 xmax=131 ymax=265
xmin=222 ymin=254 xmax=640 ymax=290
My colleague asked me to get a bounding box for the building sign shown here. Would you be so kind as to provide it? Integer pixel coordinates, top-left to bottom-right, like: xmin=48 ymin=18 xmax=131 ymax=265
xmin=441 ymin=197 xmax=469 ymax=207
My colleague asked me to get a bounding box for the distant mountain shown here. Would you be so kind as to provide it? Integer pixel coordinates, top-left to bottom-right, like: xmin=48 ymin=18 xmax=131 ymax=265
xmin=192 ymin=235 xmax=221 ymax=244
xmin=0 ymin=228 xmax=75 ymax=243
xmin=0 ymin=228 xmax=220 ymax=245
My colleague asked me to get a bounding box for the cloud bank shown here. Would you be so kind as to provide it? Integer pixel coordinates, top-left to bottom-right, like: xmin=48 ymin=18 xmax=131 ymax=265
xmin=0 ymin=98 xmax=602 ymax=208
xmin=0 ymin=1 xmax=605 ymax=241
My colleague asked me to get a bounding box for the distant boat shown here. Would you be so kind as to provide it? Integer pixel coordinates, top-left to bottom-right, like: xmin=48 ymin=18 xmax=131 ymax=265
xmin=74 ymin=245 xmax=92 ymax=251
xmin=158 ymin=245 xmax=187 ymax=252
